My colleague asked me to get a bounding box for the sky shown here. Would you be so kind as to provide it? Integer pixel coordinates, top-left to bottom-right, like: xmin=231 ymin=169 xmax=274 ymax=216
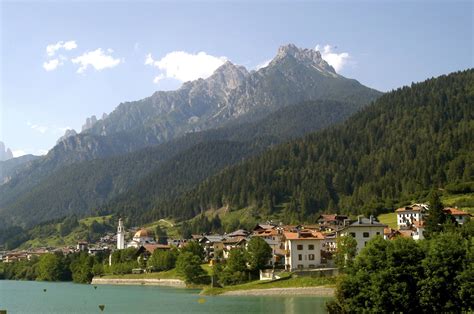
xmin=1 ymin=1 xmax=472 ymax=157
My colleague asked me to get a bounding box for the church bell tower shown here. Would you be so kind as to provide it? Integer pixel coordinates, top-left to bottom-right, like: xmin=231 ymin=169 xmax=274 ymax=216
xmin=117 ymin=218 xmax=125 ymax=249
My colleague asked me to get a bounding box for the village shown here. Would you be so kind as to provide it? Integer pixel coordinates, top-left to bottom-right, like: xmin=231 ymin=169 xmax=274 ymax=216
xmin=1 ymin=204 xmax=470 ymax=275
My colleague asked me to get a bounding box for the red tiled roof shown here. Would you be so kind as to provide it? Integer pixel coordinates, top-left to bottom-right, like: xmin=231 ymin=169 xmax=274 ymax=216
xmin=444 ymin=208 xmax=471 ymax=216
xmin=283 ymin=230 xmax=325 ymax=240
xmin=396 ymin=206 xmax=422 ymax=212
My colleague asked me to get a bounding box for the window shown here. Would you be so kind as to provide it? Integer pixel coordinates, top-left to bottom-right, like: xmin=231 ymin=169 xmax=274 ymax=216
xmin=308 ymin=244 xmax=315 ymax=250
xmin=297 ymin=244 xmax=303 ymax=250
xmin=363 ymin=232 xmax=370 ymax=238
xmin=364 ymin=241 xmax=367 ymax=247
xmin=376 ymin=232 xmax=380 ymax=235
xmin=309 ymin=264 xmax=315 ymax=268
xmin=308 ymin=254 xmax=315 ymax=261
xmin=298 ymin=254 xmax=302 ymax=261
xmin=350 ymin=232 xmax=356 ymax=238
xmin=297 ymin=265 xmax=303 ymax=270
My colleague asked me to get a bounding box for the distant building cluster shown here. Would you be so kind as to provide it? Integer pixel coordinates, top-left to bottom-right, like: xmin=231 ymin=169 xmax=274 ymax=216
xmin=386 ymin=204 xmax=471 ymax=240
xmin=2 ymin=205 xmax=470 ymax=271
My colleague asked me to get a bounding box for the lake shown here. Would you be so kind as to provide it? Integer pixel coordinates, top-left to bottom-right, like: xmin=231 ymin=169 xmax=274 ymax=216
xmin=0 ymin=280 xmax=331 ymax=313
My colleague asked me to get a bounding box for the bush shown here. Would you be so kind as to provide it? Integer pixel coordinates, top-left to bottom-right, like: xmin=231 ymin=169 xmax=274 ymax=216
xmin=176 ymin=252 xmax=208 ymax=284
xmin=147 ymin=249 xmax=177 ymax=271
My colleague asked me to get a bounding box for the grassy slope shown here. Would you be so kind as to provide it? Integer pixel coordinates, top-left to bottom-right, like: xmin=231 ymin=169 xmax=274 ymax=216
xmin=378 ymin=213 xmax=397 ymax=229
xmin=202 ymin=275 xmax=337 ymax=295
xmin=19 ymin=215 xmax=113 ymax=249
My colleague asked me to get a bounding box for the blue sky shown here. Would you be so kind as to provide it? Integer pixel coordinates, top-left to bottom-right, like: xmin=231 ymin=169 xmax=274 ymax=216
xmin=1 ymin=1 xmax=472 ymax=156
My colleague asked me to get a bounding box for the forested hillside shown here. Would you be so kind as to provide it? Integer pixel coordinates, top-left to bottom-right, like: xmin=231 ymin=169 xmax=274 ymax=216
xmin=0 ymin=100 xmax=360 ymax=228
xmin=124 ymin=69 xmax=474 ymax=224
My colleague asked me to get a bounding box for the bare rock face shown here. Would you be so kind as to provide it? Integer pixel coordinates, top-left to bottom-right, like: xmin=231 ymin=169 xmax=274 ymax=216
xmin=56 ymin=129 xmax=78 ymax=144
xmin=273 ymin=43 xmax=337 ymax=74
xmin=29 ymin=44 xmax=382 ymax=166
xmin=81 ymin=115 xmax=98 ymax=131
xmin=0 ymin=141 xmax=14 ymax=161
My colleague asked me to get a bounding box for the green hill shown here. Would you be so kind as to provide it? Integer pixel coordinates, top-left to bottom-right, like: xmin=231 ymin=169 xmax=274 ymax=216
xmin=130 ymin=69 xmax=474 ymax=224
xmin=0 ymin=99 xmax=362 ymax=228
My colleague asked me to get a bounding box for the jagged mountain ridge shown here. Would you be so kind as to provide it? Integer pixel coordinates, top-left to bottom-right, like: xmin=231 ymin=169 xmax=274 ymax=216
xmin=55 ymin=44 xmax=381 ymax=163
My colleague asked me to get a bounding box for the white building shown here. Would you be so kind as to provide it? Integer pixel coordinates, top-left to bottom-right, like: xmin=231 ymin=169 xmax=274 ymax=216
xmin=283 ymin=229 xmax=325 ymax=270
xmin=412 ymin=221 xmax=425 ymax=240
xmin=339 ymin=216 xmax=386 ymax=252
xmin=444 ymin=208 xmax=472 ymax=225
xmin=117 ymin=218 xmax=125 ymax=250
xmin=395 ymin=204 xmax=428 ymax=228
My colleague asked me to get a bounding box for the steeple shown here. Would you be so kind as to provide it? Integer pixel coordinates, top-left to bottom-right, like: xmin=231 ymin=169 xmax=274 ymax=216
xmin=117 ymin=218 xmax=125 ymax=249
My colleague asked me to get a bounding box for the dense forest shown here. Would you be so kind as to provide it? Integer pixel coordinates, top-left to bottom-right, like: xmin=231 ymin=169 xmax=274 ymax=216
xmin=0 ymin=100 xmax=360 ymax=228
xmin=115 ymin=69 xmax=473 ymax=225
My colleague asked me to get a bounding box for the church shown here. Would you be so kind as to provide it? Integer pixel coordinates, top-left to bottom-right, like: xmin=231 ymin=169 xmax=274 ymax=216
xmin=116 ymin=218 xmax=155 ymax=249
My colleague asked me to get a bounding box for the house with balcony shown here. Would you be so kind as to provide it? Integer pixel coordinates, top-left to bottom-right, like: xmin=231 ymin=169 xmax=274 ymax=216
xmin=395 ymin=204 xmax=428 ymax=228
xmin=444 ymin=207 xmax=472 ymax=225
xmin=283 ymin=229 xmax=325 ymax=270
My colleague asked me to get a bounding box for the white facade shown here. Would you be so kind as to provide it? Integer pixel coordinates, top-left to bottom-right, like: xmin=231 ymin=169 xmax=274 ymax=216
xmin=396 ymin=210 xmax=423 ymax=227
xmin=412 ymin=225 xmax=425 ymax=240
xmin=396 ymin=204 xmax=428 ymax=228
xmin=340 ymin=217 xmax=386 ymax=252
xmin=284 ymin=237 xmax=323 ymax=270
xmin=117 ymin=218 xmax=125 ymax=249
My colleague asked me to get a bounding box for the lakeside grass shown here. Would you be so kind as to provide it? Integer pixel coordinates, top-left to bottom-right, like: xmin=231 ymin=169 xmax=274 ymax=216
xmin=201 ymin=275 xmax=337 ymax=295
xmin=101 ymin=268 xmax=183 ymax=280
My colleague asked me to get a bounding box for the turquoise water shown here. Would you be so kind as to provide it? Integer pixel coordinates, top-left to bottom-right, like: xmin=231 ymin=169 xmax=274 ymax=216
xmin=0 ymin=280 xmax=331 ymax=313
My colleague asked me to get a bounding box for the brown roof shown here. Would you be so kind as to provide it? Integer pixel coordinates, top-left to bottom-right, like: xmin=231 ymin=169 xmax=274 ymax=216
xmin=223 ymin=236 xmax=247 ymax=245
xmin=283 ymin=230 xmax=325 ymax=240
xmin=253 ymin=229 xmax=279 ymax=237
xmin=444 ymin=208 xmax=471 ymax=216
xmin=398 ymin=230 xmax=413 ymax=238
xmin=143 ymin=244 xmax=170 ymax=254
xmin=396 ymin=206 xmax=423 ymax=212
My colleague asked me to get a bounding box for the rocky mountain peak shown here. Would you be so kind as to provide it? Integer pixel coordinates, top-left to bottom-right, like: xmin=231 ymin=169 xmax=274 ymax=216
xmin=207 ymin=60 xmax=249 ymax=90
xmin=0 ymin=141 xmax=14 ymax=161
xmin=272 ymin=43 xmax=337 ymax=74
xmin=57 ymin=129 xmax=78 ymax=144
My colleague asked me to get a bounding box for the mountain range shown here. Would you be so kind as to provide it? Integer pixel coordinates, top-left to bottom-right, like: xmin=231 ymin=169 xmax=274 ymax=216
xmin=0 ymin=44 xmax=381 ymax=229
xmin=116 ymin=69 xmax=474 ymax=226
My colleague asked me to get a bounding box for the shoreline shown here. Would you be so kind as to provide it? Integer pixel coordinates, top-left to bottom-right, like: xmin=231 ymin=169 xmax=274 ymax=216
xmin=219 ymin=286 xmax=335 ymax=296
xmin=91 ymin=277 xmax=186 ymax=288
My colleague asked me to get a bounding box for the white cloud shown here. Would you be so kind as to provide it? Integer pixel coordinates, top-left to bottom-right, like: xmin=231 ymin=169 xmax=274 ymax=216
xmin=145 ymin=51 xmax=227 ymax=83
xmin=71 ymin=48 xmax=122 ymax=74
xmin=43 ymin=58 xmax=62 ymax=71
xmin=46 ymin=40 xmax=77 ymax=57
xmin=27 ymin=122 xmax=48 ymax=134
xmin=255 ymin=59 xmax=271 ymax=70
xmin=315 ymin=44 xmax=350 ymax=72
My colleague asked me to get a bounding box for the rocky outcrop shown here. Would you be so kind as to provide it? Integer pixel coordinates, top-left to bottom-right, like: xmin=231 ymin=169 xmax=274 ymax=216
xmin=0 ymin=141 xmax=13 ymax=161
